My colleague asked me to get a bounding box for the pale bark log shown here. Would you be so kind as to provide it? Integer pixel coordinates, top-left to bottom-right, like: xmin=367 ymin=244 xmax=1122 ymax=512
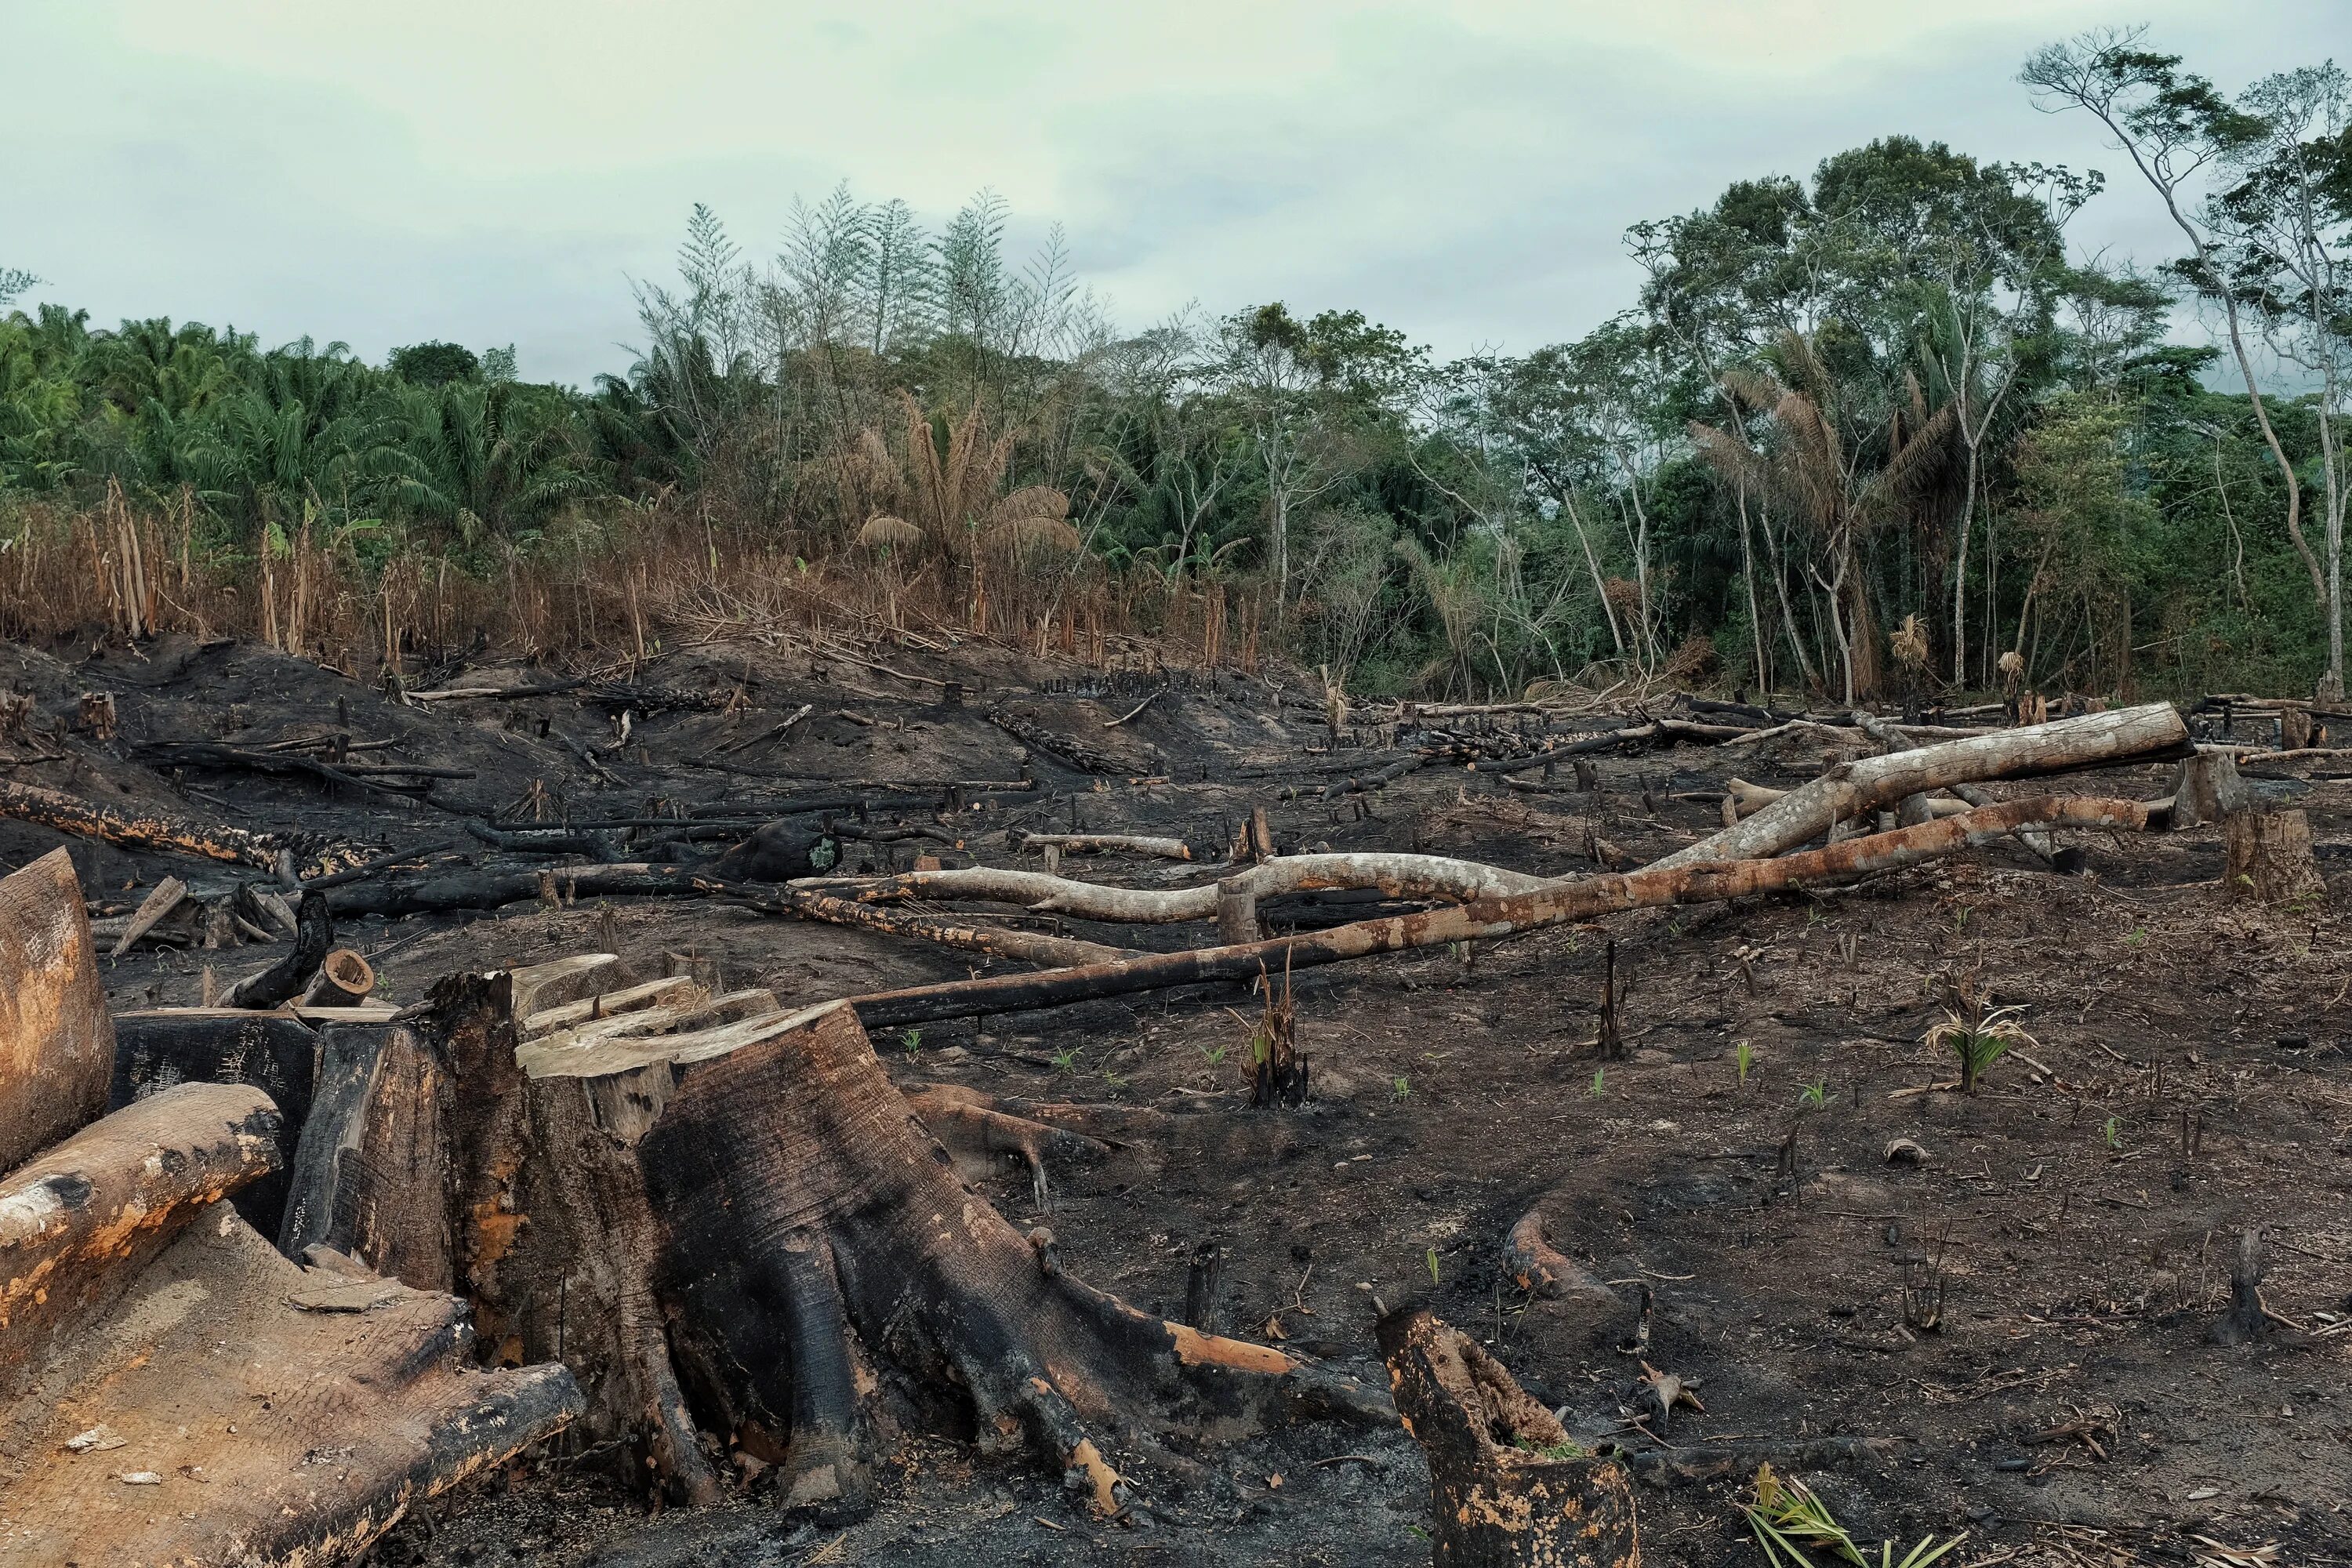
xmin=805 ymin=851 xmax=1554 ymax=924
xmin=1652 ymin=704 xmax=2186 ymax=870
xmin=848 ymin=797 xmax=2151 ymax=1027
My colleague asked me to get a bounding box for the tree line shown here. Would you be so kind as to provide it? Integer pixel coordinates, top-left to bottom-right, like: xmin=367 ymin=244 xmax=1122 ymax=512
xmin=2 ymin=28 xmax=2344 ymax=700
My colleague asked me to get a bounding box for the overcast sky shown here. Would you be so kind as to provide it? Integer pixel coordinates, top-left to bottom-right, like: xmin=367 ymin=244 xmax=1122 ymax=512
xmin=3 ymin=2 xmax=2339 ymax=385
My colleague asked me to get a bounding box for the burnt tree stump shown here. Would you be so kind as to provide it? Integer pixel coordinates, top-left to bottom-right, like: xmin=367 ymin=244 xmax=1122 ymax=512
xmin=280 ymin=960 xmax=1389 ymax=1516
xmin=1378 ymin=1306 xmax=1639 ymax=1567
xmin=2223 ymin=808 xmax=2325 ymax=905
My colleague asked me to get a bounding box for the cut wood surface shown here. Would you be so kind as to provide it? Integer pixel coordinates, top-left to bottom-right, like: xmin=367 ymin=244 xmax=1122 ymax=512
xmin=1651 ymin=703 xmax=2187 ymax=869
xmin=847 ymin=797 xmax=2151 ymax=1026
xmin=110 ymin=1008 xmax=323 ymax=1236
xmin=0 ymin=848 xmax=115 ymax=1174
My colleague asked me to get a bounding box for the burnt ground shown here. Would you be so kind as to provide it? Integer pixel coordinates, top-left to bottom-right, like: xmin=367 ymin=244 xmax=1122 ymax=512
xmin=2 ymin=630 xmax=2348 ymax=1568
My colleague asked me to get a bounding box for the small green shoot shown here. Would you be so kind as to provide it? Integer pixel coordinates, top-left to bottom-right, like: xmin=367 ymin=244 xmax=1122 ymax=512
xmin=899 ymin=1027 xmax=923 ymax=1054
xmin=1735 ymin=1040 xmax=1755 ymax=1086
xmin=1740 ymin=1463 xmax=1965 ymax=1568
xmin=1051 ymin=1046 xmax=1080 ymax=1072
xmin=1924 ymin=1004 xmax=2034 ymax=1095
xmin=1798 ymin=1078 xmax=1830 ymax=1110
xmin=1392 ymin=1075 xmax=1410 ymax=1102
xmin=1951 ymin=906 xmax=1970 ymax=935
xmin=1196 ymin=1040 xmax=1229 ymax=1066
xmin=2103 ymin=1115 xmax=2122 ymax=1149
xmin=1590 ymin=1067 xmax=1606 ymax=1097
xmin=1102 ymin=1069 xmax=1127 ymax=1090
xmin=1425 ymin=1247 xmax=1441 ymax=1286
xmin=2121 ymin=925 xmax=2147 ymax=950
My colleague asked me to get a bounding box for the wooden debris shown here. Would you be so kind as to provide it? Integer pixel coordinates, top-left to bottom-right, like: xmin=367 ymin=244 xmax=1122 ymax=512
xmin=2223 ymin=809 xmax=2325 ymax=905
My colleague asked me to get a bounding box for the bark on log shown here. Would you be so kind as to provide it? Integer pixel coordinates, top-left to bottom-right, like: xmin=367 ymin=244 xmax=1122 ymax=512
xmin=845 ymin=797 xmax=2152 ymax=1028
xmin=1218 ymin=876 xmax=1261 ymax=944
xmin=2223 ymin=809 xmax=2325 ymax=904
xmin=1377 ymin=1305 xmax=1640 ymax=1567
xmin=0 ymin=848 xmax=115 ymax=1174
xmin=809 ymin=851 xmax=1555 ymax=924
xmin=1501 ymin=1211 xmax=1614 ymax=1306
xmin=1013 ymin=830 xmax=1193 ymax=861
xmin=223 ymin=887 xmax=332 ymax=1008
xmin=1472 ymin=719 xmax=1753 ymax=775
xmin=0 ymin=779 xmax=372 ymax=877
xmin=284 ymin=976 xmax=1389 ymax=1516
xmin=1652 ymin=704 xmax=2187 ymax=869
xmin=0 ymin=774 xmax=581 ymax=1563
xmin=710 ymin=880 xmax=1131 ymax=967
xmin=1848 ymin=711 xmax=2053 ymax=861
xmin=111 ymin=1008 xmax=321 ymax=1236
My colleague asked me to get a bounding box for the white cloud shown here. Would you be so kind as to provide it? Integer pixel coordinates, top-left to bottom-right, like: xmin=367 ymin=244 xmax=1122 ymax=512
xmin=3 ymin=1 xmax=2336 ymax=380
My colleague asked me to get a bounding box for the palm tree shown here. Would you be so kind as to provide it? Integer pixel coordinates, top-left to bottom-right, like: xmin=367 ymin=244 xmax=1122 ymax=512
xmin=1691 ymin=332 xmax=1961 ymax=700
xmin=389 ymin=380 xmax=594 ymax=544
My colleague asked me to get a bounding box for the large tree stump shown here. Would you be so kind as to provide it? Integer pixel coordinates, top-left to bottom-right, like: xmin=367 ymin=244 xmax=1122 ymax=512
xmin=2223 ymin=808 xmax=2325 ymax=904
xmin=2169 ymin=750 xmax=2251 ymax=829
xmin=282 ymin=962 xmax=1390 ymax=1516
xmin=0 ymin=856 xmax=581 ymax=1567
xmin=1377 ymin=1306 xmax=1639 ymax=1567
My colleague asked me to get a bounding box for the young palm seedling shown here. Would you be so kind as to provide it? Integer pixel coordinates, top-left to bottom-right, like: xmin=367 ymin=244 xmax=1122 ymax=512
xmin=1925 ymin=1004 xmax=2035 ymax=1095
xmin=1740 ymin=1464 xmax=1965 ymax=1568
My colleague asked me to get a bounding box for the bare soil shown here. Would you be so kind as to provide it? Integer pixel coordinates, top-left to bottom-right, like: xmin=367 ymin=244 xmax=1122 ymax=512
xmin=5 ymin=631 xmax=2347 ymax=1568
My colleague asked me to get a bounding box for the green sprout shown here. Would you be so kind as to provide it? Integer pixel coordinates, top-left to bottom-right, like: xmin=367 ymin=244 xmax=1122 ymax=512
xmin=1590 ymin=1067 xmax=1606 ymax=1098
xmin=1735 ymin=1040 xmax=1755 ymax=1086
xmin=1425 ymin=1247 xmax=1441 ymax=1286
xmin=2103 ymin=1116 xmax=2122 ymax=1149
xmin=1741 ymin=1463 xmax=1964 ymax=1568
xmin=1798 ymin=1079 xmax=1831 ymax=1109
xmin=1051 ymin=1046 xmax=1080 ymax=1072
xmin=1196 ymin=1040 xmax=1229 ymax=1066
xmin=1392 ymin=1075 xmax=1410 ymax=1102
xmin=900 ymin=1027 xmax=923 ymax=1054
xmin=1925 ymin=1004 xmax=2034 ymax=1095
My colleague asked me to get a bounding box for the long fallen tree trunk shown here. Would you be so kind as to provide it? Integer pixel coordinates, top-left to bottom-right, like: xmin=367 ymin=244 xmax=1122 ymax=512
xmin=845 ymin=796 xmax=2154 ymax=1027
xmin=804 ymin=851 xmax=1555 ymax=924
xmin=1649 ymin=702 xmax=2188 ymax=870
xmin=0 ymin=779 xmax=373 ymax=877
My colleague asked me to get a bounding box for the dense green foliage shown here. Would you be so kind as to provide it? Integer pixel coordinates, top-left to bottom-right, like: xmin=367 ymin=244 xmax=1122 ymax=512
xmin=3 ymin=31 xmax=2344 ymax=699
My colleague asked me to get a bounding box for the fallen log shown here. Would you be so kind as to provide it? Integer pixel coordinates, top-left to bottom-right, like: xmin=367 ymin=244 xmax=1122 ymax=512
xmin=1651 ymin=703 xmax=2187 ymax=870
xmin=1848 ymin=710 xmax=2054 ymax=862
xmin=844 ymin=797 xmax=2153 ymax=1027
xmin=281 ymin=975 xmax=1389 ymax=1513
xmin=0 ymin=862 xmax=582 ymax=1566
xmin=708 ymin=881 xmax=1131 ymax=967
xmin=111 ymin=1007 xmax=321 ymax=1234
xmin=1471 ymin=718 xmax=1755 ymax=775
xmin=136 ymin=740 xmax=446 ymax=802
xmin=988 ymin=706 xmax=1129 ymax=774
xmin=0 ymin=779 xmax=374 ymax=877
xmin=1011 ymin=829 xmax=1194 ymax=861
xmin=806 ymin=851 xmax=1555 ymax=924
xmin=221 ymin=887 xmax=331 ymax=1008
xmin=1377 ymin=1305 xmax=1640 ymax=1566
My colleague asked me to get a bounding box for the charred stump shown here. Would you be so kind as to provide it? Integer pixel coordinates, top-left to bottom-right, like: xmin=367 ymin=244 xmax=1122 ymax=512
xmin=1377 ymin=1305 xmax=1639 ymax=1566
xmin=280 ymin=959 xmax=1388 ymax=1517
